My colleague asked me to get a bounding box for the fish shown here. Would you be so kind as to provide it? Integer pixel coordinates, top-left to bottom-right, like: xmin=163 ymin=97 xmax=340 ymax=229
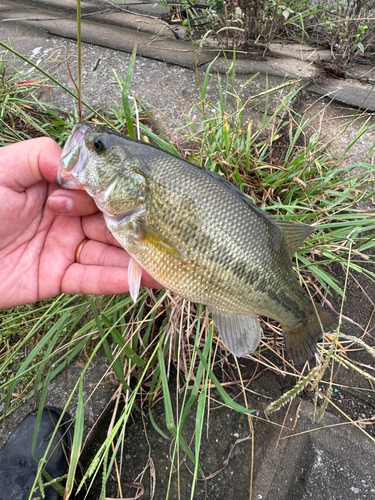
xmin=57 ymin=123 xmax=336 ymax=363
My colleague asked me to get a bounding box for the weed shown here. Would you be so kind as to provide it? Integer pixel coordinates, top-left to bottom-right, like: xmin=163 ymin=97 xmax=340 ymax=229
xmin=167 ymin=1 xmax=375 ymax=62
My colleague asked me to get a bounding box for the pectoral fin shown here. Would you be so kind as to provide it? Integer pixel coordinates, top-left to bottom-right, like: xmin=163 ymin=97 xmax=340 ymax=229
xmin=128 ymin=258 xmax=142 ymax=302
xmin=211 ymin=310 xmax=262 ymax=357
xmin=137 ymin=222 xmax=187 ymax=260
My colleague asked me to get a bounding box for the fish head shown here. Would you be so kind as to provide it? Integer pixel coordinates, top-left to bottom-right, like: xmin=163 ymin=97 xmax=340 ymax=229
xmin=58 ymin=123 xmax=147 ymax=216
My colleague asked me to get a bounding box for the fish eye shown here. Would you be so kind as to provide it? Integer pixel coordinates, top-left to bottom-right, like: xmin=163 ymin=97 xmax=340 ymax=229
xmin=93 ymin=138 xmax=105 ymax=154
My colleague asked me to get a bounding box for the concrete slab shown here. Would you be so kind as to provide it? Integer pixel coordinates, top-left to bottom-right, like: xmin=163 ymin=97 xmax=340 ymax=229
xmin=210 ymin=55 xmax=316 ymax=81
xmin=268 ymin=41 xmax=333 ymax=62
xmin=253 ymin=400 xmax=375 ymax=500
xmin=24 ymin=0 xmax=177 ymax=37
xmin=309 ymin=78 xmax=375 ymax=113
xmin=85 ymin=0 xmax=170 ymax=18
xmin=28 ymin=0 xmax=169 ymax=18
xmin=0 ymin=22 xmax=294 ymax=138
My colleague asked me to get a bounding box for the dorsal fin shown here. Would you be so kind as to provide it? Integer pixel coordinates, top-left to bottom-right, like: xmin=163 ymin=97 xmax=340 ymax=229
xmin=272 ymin=219 xmax=313 ymax=257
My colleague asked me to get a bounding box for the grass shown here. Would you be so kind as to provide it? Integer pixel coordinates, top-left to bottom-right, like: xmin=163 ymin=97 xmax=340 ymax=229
xmin=0 ymin=28 xmax=375 ymax=500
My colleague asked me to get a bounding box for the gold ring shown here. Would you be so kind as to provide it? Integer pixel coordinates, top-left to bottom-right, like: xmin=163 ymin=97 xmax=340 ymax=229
xmin=75 ymin=238 xmax=90 ymax=264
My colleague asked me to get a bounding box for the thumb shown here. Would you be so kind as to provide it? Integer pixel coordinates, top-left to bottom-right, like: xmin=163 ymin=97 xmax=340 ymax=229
xmin=0 ymin=138 xmax=62 ymax=190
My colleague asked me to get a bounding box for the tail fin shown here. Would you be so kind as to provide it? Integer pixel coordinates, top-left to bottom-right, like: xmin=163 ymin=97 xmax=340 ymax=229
xmin=283 ymin=305 xmax=336 ymax=363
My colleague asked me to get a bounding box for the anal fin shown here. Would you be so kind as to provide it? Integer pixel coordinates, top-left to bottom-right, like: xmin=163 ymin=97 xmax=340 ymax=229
xmin=211 ymin=310 xmax=262 ymax=357
xmin=128 ymin=258 xmax=142 ymax=303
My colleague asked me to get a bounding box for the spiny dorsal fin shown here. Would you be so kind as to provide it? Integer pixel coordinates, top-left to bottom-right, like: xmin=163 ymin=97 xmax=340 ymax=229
xmin=210 ymin=310 xmax=262 ymax=357
xmin=272 ymin=219 xmax=313 ymax=257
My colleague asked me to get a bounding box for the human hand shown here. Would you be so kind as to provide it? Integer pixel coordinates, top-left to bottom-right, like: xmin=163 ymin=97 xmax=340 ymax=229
xmin=0 ymin=137 xmax=161 ymax=309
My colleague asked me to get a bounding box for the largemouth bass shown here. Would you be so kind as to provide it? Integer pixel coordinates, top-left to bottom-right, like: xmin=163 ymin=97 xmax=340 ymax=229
xmin=58 ymin=123 xmax=335 ymax=362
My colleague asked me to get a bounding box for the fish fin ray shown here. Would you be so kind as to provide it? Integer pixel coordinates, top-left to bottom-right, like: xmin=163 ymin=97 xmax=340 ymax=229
xmin=283 ymin=305 xmax=336 ymax=363
xmin=137 ymin=223 xmax=187 ymax=260
xmin=128 ymin=258 xmax=142 ymax=302
xmin=211 ymin=311 xmax=262 ymax=357
xmin=271 ymin=219 xmax=313 ymax=256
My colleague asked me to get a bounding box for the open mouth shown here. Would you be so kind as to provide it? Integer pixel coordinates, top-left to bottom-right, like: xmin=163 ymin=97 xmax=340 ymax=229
xmin=57 ymin=123 xmax=89 ymax=189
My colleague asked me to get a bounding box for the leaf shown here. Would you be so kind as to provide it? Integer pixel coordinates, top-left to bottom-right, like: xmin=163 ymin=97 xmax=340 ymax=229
xmin=357 ymin=42 xmax=365 ymax=53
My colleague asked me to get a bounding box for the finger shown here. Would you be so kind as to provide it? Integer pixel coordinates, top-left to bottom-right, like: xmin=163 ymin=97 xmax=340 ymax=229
xmin=61 ymin=263 xmax=162 ymax=295
xmin=62 ymin=264 xmax=130 ymax=295
xmin=47 ymin=189 xmax=99 ymax=216
xmin=79 ymin=240 xmax=162 ymax=288
xmin=0 ymin=138 xmax=62 ymax=190
xmin=82 ymin=212 xmax=122 ymax=247
xmin=78 ymin=239 xmax=131 ymax=266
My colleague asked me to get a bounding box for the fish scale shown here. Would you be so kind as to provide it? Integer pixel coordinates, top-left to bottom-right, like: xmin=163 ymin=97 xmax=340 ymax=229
xmin=58 ymin=123 xmax=336 ymax=362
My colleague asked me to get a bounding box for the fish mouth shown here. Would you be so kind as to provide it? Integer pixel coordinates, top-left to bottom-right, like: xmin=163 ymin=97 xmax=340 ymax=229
xmin=57 ymin=123 xmax=89 ymax=189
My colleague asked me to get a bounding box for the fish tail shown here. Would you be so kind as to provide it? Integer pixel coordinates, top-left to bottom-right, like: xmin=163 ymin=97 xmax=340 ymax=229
xmin=283 ymin=305 xmax=336 ymax=363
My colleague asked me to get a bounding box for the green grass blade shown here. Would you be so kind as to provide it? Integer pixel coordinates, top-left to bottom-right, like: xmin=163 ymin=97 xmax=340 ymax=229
xmin=190 ymin=326 xmax=213 ymax=499
xmin=195 ymin=348 xmax=254 ymax=415
xmin=88 ymin=296 xmax=131 ymax=392
xmin=64 ymin=378 xmax=84 ymax=499
xmin=139 ymin=123 xmax=180 ymax=156
xmin=157 ymin=345 xmax=175 ymax=427
xmin=31 ymin=365 xmax=54 ymax=455
xmin=101 ymin=313 xmax=145 ymax=367
xmin=121 ymin=47 xmax=137 ymax=138
xmin=148 ymin=366 xmax=170 ymax=440
xmin=157 ymin=346 xmax=199 ymax=468
xmin=4 ymin=309 xmax=73 ymax=413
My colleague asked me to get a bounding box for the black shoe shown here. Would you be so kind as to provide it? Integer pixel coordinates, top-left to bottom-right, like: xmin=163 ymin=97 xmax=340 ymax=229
xmin=0 ymin=407 xmax=73 ymax=500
